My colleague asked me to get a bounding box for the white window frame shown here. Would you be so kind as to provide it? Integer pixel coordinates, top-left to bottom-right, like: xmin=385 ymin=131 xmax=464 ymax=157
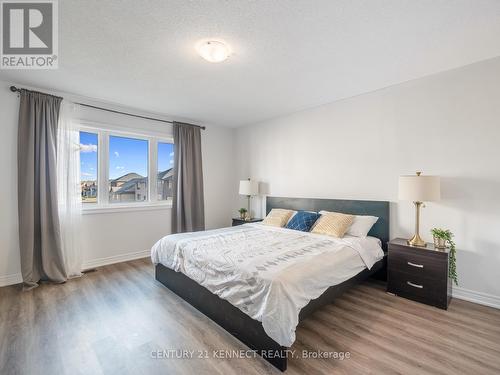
xmin=77 ymin=121 xmax=174 ymax=214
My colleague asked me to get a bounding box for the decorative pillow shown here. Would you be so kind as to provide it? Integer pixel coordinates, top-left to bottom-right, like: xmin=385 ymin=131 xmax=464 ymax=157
xmin=346 ymin=215 xmax=379 ymax=237
xmin=286 ymin=210 xmax=315 ymax=225
xmin=319 ymin=210 xmax=379 ymax=237
xmin=285 ymin=211 xmax=320 ymax=232
xmin=311 ymin=212 xmax=354 ymax=238
xmin=262 ymin=209 xmax=295 ymax=227
xmin=286 ymin=211 xmax=297 ymax=225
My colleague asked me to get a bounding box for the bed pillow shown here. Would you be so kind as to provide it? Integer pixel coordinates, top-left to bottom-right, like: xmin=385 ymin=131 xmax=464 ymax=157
xmin=262 ymin=209 xmax=295 ymax=227
xmin=319 ymin=210 xmax=379 ymax=237
xmin=311 ymin=211 xmax=354 ymax=238
xmin=285 ymin=210 xmax=316 ymax=225
xmin=285 ymin=211 xmax=320 ymax=232
xmin=346 ymin=215 xmax=379 ymax=237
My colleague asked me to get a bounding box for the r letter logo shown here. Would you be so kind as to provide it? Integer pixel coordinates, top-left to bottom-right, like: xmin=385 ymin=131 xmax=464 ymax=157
xmin=1 ymin=0 xmax=58 ymax=69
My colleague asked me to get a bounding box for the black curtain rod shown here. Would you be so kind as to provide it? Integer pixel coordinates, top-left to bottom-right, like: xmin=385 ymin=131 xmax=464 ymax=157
xmin=9 ymin=85 xmax=206 ymax=130
xmin=10 ymin=84 xmax=63 ymax=99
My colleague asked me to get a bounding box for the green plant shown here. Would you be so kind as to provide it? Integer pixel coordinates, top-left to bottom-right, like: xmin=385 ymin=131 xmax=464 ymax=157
xmin=431 ymin=228 xmax=457 ymax=285
xmin=238 ymin=208 xmax=247 ymax=214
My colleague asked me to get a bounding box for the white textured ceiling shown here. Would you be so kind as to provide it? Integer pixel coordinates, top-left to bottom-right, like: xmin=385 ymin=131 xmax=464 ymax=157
xmin=2 ymin=0 xmax=500 ymax=127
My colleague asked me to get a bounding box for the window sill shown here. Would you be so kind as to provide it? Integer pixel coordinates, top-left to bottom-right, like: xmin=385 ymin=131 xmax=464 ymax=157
xmin=82 ymin=202 xmax=172 ymax=215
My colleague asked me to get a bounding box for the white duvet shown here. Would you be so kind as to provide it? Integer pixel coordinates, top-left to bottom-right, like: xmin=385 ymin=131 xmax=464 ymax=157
xmin=151 ymin=223 xmax=383 ymax=347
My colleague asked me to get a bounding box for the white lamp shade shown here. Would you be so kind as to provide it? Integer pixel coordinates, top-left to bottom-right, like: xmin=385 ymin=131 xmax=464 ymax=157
xmin=239 ymin=180 xmax=259 ymax=196
xmin=399 ymin=175 xmax=440 ymax=201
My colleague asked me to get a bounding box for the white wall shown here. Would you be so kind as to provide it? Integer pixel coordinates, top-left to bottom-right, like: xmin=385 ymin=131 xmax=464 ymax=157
xmin=0 ymin=81 xmax=236 ymax=285
xmin=3 ymin=56 xmax=499 ymax=308
xmin=235 ymin=57 xmax=500 ymax=306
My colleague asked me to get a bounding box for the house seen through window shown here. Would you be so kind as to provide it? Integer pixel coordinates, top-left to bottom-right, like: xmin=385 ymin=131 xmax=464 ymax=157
xmin=108 ymin=135 xmax=149 ymax=203
xmin=79 ymin=130 xmax=173 ymax=206
xmin=157 ymin=142 xmax=174 ymax=201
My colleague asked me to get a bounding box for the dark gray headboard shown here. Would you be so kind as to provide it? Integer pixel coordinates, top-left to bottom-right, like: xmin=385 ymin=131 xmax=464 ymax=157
xmin=266 ymin=196 xmax=390 ymax=251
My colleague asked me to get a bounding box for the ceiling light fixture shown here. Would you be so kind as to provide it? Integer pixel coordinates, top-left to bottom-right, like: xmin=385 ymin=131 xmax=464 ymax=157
xmin=196 ymin=40 xmax=230 ymax=63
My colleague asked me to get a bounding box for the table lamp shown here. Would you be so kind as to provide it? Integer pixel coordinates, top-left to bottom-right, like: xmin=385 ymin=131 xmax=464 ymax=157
xmin=399 ymin=172 xmax=440 ymax=247
xmin=239 ymin=179 xmax=259 ymax=220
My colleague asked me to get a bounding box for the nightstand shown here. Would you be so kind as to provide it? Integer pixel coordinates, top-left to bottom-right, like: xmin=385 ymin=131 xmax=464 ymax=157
xmin=387 ymin=238 xmax=451 ymax=310
xmin=232 ymin=218 xmax=263 ymax=226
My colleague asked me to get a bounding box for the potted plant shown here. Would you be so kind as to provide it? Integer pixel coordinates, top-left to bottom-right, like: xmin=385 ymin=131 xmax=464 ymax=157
xmin=431 ymin=228 xmax=458 ymax=285
xmin=238 ymin=208 xmax=248 ymax=220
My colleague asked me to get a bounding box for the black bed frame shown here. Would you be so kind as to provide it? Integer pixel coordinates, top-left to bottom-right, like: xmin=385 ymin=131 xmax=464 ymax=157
xmin=155 ymin=197 xmax=390 ymax=371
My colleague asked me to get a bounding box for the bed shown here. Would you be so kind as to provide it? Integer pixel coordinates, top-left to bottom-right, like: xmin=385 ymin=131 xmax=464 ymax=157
xmin=152 ymin=197 xmax=389 ymax=371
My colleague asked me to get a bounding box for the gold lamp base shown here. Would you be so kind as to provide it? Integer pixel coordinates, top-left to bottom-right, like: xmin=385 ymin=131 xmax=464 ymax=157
xmin=407 ymin=200 xmax=427 ymax=247
xmin=407 ymin=233 xmax=427 ymax=247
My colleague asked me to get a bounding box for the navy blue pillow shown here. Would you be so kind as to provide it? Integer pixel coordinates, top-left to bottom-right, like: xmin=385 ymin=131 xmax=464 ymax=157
xmin=285 ymin=211 xmax=320 ymax=232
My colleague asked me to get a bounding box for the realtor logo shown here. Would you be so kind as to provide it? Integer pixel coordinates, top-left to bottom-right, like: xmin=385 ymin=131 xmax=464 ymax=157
xmin=1 ymin=0 xmax=58 ymax=69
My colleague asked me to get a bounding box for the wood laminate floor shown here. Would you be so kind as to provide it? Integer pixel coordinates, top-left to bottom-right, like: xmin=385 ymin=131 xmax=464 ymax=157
xmin=1 ymin=258 xmax=499 ymax=375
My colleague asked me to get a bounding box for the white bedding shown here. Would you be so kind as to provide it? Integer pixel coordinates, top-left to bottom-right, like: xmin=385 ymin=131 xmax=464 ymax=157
xmin=151 ymin=223 xmax=383 ymax=347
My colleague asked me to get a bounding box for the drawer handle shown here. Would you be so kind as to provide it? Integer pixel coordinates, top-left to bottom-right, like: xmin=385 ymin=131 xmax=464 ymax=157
xmin=407 ymin=261 xmax=424 ymax=268
xmin=407 ymin=281 xmax=423 ymax=289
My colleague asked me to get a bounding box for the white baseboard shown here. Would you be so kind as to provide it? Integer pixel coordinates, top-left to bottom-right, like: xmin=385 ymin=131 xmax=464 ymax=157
xmin=82 ymin=249 xmax=151 ymax=270
xmin=0 ymin=250 xmax=151 ymax=288
xmin=0 ymin=273 xmax=23 ymax=287
xmin=453 ymin=287 xmax=500 ymax=309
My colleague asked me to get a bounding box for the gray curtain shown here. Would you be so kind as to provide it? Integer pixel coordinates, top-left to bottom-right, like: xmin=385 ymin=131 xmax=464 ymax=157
xmin=17 ymin=89 xmax=67 ymax=289
xmin=172 ymin=122 xmax=205 ymax=233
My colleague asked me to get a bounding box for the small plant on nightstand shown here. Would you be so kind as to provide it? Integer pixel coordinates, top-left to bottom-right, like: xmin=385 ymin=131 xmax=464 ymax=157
xmin=431 ymin=228 xmax=458 ymax=285
xmin=238 ymin=208 xmax=248 ymax=220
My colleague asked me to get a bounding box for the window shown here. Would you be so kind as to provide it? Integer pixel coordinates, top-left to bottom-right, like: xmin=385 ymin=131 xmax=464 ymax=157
xmin=79 ymin=131 xmax=98 ymax=203
xmin=157 ymin=142 xmax=174 ymax=201
xmin=108 ymin=135 xmax=148 ymax=203
xmin=78 ymin=125 xmax=173 ymax=210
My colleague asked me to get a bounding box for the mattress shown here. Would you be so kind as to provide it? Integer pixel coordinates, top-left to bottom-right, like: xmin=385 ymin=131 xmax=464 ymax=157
xmin=151 ymin=223 xmax=384 ymax=347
